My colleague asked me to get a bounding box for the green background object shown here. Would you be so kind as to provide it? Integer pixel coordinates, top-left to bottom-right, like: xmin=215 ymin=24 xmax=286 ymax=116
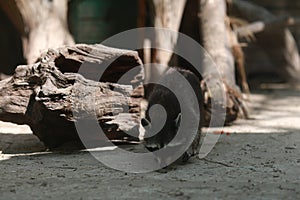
xmin=69 ymin=0 xmax=138 ymax=44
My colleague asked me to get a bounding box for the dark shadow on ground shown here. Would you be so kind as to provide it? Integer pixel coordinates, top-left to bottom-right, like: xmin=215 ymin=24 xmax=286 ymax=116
xmin=0 ymin=133 xmax=46 ymax=154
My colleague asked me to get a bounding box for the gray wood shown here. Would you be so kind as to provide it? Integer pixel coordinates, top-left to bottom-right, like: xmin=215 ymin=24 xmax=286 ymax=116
xmin=199 ymin=0 xmax=243 ymax=123
xmin=200 ymin=0 xmax=236 ymax=86
xmin=235 ymin=16 xmax=295 ymax=38
xmin=0 ymin=0 xmax=75 ymax=64
xmin=148 ymin=0 xmax=187 ymax=79
xmin=0 ymin=44 xmax=144 ymax=148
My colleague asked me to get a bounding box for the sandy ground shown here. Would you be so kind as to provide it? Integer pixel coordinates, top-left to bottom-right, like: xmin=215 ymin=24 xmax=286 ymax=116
xmin=0 ymin=86 xmax=299 ymax=200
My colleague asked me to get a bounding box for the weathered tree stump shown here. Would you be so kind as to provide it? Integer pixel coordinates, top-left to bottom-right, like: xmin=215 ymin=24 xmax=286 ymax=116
xmin=0 ymin=44 xmax=144 ymax=148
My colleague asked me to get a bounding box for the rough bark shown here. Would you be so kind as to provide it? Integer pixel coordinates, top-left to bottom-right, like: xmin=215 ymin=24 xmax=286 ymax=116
xmin=227 ymin=0 xmax=300 ymax=83
xmin=0 ymin=0 xmax=75 ymax=64
xmin=199 ymin=0 xmax=242 ymax=124
xmin=0 ymin=44 xmax=144 ymax=148
xmin=148 ymin=0 xmax=187 ymax=79
xmin=200 ymin=0 xmax=235 ymax=86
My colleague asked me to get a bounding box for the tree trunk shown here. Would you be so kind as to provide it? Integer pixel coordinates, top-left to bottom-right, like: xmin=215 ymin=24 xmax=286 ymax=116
xmin=148 ymin=0 xmax=186 ymax=79
xmin=200 ymin=0 xmax=235 ymax=86
xmin=199 ymin=0 xmax=242 ymax=123
xmin=0 ymin=0 xmax=75 ymax=64
xmin=0 ymin=44 xmax=144 ymax=148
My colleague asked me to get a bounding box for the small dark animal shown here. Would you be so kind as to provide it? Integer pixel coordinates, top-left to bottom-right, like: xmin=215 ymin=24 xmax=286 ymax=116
xmin=141 ymin=67 xmax=203 ymax=164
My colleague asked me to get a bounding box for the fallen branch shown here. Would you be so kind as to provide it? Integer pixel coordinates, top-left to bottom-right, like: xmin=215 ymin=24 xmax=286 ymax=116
xmin=228 ymin=0 xmax=300 ymax=83
xmin=235 ymin=16 xmax=296 ymax=39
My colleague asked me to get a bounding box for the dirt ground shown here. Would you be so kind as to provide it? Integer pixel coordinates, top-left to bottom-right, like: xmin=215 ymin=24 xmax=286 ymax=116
xmin=0 ymin=86 xmax=299 ymax=200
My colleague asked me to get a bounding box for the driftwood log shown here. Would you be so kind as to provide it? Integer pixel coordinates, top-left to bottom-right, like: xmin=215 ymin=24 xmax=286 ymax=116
xmin=0 ymin=44 xmax=144 ymax=148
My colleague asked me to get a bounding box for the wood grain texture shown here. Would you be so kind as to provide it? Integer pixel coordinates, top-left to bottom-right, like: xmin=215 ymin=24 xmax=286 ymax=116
xmin=0 ymin=44 xmax=144 ymax=148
